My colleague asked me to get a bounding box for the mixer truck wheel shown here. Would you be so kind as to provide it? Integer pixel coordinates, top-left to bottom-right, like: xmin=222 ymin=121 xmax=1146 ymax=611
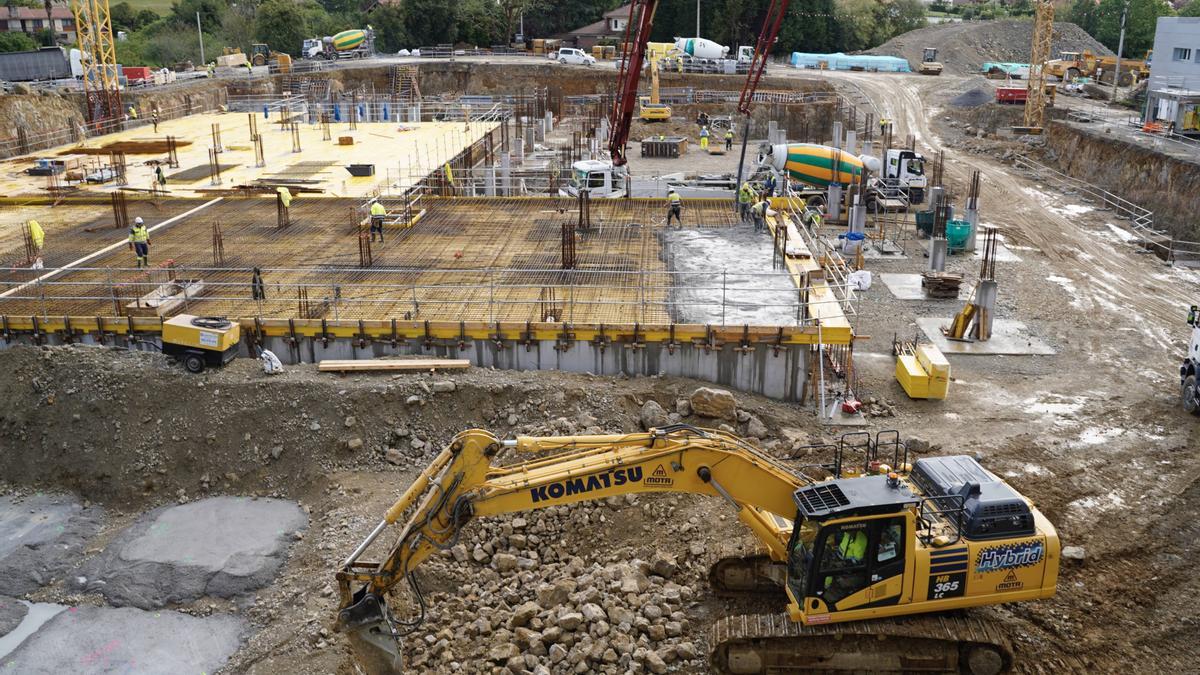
xmin=1066 ymin=67 xmax=1080 ymax=80
xmin=1117 ymin=71 xmax=1133 ymax=87
xmin=806 ymin=196 xmax=826 ymax=210
xmin=1183 ymin=374 xmax=1200 ymax=416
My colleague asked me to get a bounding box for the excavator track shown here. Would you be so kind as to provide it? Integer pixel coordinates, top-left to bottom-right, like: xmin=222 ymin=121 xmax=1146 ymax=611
xmin=708 ymin=543 xmax=786 ymax=597
xmin=710 ymin=612 xmax=1014 ymax=675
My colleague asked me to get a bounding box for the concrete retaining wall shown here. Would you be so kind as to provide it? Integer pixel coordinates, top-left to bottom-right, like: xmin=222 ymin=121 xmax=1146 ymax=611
xmin=0 ymin=333 xmax=809 ymax=401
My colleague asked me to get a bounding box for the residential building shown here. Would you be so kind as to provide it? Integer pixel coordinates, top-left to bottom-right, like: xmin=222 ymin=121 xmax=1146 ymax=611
xmin=1144 ymin=17 xmax=1200 ymax=136
xmin=0 ymin=6 xmax=77 ymax=44
xmin=557 ymin=4 xmax=632 ymax=51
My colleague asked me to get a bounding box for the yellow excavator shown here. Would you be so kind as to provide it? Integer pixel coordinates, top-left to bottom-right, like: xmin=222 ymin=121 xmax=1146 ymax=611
xmin=336 ymin=426 xmax=1059 ymax=674
xmin=639 ymin=59 xmax=671 ymax=122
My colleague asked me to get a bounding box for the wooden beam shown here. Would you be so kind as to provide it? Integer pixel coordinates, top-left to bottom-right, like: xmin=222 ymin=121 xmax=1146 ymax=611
xmin=317 ymin=358 xmax=471 ymax=373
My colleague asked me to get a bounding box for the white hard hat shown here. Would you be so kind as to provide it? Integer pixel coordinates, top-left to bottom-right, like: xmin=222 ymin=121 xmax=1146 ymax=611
xmin=134 ymin=217 xmax=143 ymax=224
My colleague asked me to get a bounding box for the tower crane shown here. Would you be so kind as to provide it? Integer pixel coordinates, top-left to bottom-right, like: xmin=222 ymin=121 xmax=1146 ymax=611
xmin=1020 ymin=0 xmax=1055 ymax=132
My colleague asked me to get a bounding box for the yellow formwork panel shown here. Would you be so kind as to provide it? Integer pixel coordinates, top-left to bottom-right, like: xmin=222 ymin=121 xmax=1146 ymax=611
xmin=896 ymin=344 xmax=949 ymax=400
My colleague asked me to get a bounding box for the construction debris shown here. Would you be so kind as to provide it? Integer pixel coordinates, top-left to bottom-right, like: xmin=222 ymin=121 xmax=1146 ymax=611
xmin=921 ymin=271 xmax=963 ymax=298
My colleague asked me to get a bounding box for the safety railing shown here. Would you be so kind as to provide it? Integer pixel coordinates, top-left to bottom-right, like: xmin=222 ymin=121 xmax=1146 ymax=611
xmin=1010 ymin=152 xmax=1200 ymax=263
xmin=0 ymin=265 xmax=859 ymax=329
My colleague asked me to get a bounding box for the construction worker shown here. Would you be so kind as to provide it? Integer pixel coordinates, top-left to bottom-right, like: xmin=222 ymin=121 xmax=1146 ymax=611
xmin=699 ymin=126 xmax=709 ymax=151
xmin=666 ymin=188 xmax=682 ymax=228
xmin=737 ymin=181 xmax=754 ymax=222
xmin=697 ymin=111 xmax=709 ymax=127
xmin=763 ymin=172 xmax=777 ymax=197
xmin=724 ymin=128 xmax=734 ymax=151
xmin=155 ymin=165 xmax=166 ymax=188
xmin=369 ymin=198 xmax=386 ymax=242
xmin=879 ymin=117 xmax=891 ymax=137
xmin=152 ymin=111 xmax=160 ymax=133
xmin=751 ymin=198 xmax=769 ymax=234
xmin=27 ymin=219 xmax=44 ymax=268
xmin=128 ymin=216 xmax=150 ymax=268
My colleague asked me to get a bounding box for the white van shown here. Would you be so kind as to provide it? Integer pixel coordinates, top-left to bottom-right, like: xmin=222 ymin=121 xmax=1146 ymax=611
xmin=556 ymin=47 xmax=596 ymax=66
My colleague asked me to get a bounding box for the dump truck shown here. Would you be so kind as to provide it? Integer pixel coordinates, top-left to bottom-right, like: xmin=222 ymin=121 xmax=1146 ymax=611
xmin=1045 ymin=50 xmax=1150 ymax=86
xmin=302 ymin=29 xmax=375 ymax=60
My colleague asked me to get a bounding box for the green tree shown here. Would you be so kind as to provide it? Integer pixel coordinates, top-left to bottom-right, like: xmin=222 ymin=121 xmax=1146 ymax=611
xmin=459 ymin=0 xmax=504 ymax=45
xmin=369 ymin=2 xmax=410 ymax=52
xmin=1180 ymin=0 xmax=1200 ymax=16
xmin=135 ymin=9 xmax=160 ymax=26
xmin=0 ymin=31 xmax=37 ymax=52
xmin=405 ymin=0 xmax=456 ymax=45
xmin=110 ymin=1 xmax=137 ymax=30
xmin=255 ymin=0 xmax=311 ymax=55
xmin=1093 ymin=0 xmax=1173 ymax=56
xmin=170 ymin=0 xmax=226 ymax=30
xmin=1065 ymin=0 xmax=1100 ymax=35
xmin=496 ymin=0 xmax=540 ymax=43
xmin=778 ymin=0 xmax=840 ymax=54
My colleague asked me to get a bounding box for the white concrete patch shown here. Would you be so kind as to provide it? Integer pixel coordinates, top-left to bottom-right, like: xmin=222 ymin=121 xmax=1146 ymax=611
xmin=916 ymin=318 xmax=1056 ymax=355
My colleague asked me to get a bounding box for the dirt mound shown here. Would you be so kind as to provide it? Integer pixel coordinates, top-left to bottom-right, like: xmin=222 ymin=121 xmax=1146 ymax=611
xmin=950 ymin=87 xmax=993 ymax=107
xmin=868 ymin=20 xmax=1111 ymax=75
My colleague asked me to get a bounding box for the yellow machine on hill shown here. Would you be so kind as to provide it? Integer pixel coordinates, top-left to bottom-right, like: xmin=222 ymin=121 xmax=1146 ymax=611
xmin=918 ymin=47 xmax=943 ymax=75
xmin=1045 ymin=50 xmax=1150 ymax=85
xmin=336 ymin=426 xmax=1059 ymax=674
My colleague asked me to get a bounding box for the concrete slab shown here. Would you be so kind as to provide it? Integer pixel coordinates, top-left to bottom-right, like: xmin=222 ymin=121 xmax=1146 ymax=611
xmin=879 ymin=273 xmax=959 ymax=300
xmin=76 ymin=497 xmax=306 ymax=609
xmin=0 ymin=113 xmax=498 ymax=199
xmin=0 ymin=493 xmax=103 ymax=596
xmin=1 ymin=605 xmax=245 ymax=674
xmin=665 ymin=228 xmax=801 ymax=325
xmin=0 ymin=601 xmax=65 ymax=660
xmin=916 ymin=318 xmax=1056 ymax=355
xmin=972 ymin=235 xmax=1022 ymax=263
xmin=0 ymin=597 xmax=27 ymax=638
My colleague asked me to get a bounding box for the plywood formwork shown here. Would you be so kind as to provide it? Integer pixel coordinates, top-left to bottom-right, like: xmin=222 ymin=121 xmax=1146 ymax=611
xmin=0 ymin=196 xmax=753 ymax=325
xmin=0 ymin=112 xmax=498 ymax=199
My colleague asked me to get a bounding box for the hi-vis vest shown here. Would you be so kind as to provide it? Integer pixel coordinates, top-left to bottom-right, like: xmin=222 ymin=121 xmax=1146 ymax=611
xmin=668 ymin=192 xmax=681 ymax=206
xmin=370 ymin=202 xmax=386 ymax=217
xmin=839 ymin=530 xmax=867 ymax=560
xmin=129 ymin=225 xmax=149 ymax=243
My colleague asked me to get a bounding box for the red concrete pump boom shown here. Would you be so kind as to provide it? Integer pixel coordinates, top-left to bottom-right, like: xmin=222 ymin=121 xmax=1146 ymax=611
xmin=737 ymin=0 xmax=790 ymax=115
xmin=608 ymin=0 xmax=659 ymax=167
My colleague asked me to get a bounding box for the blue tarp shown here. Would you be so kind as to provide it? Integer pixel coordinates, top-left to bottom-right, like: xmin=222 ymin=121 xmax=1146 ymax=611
xmin=790 ymin=52 xmax=911 ymax=73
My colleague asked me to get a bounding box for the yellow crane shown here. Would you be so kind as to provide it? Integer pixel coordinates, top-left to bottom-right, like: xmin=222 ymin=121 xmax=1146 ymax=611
xmin=336 ymin=426 xmax=1060 ymax=674
xmin=1020 ymin=0 xmax=1055 ymax=133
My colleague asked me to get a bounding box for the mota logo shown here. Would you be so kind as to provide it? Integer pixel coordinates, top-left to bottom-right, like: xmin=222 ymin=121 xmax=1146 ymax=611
xmin=645 ymin=464 xmax=674 ymax=487
xmin=530 ymin=466 xmax=643 ymax=503
xmin=975 ymin=541 xmax=1044 ymax=574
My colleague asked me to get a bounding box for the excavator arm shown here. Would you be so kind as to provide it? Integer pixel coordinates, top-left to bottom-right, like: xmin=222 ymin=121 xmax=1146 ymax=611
xmin=335 ymin=426 xmax=805 ymax=672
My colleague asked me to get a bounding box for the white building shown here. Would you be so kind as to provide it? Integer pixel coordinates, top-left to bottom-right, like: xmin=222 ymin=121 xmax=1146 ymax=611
xmin=1144 ymin=17 xmax=1200 ymax=137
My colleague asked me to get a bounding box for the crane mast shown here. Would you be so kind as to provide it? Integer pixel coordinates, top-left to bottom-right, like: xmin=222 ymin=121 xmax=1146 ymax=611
xmin=608 ymin=0 xmax=660 ymax=166
xmin=1022 ymin=0 xmax=1055 ymax=131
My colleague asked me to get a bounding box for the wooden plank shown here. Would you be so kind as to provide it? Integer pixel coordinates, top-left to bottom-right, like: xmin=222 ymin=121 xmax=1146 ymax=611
xmin=317 ymin=358 xmax=471 ymax=372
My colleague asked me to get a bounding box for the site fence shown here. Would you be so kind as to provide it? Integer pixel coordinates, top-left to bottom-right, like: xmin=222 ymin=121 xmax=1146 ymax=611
xmin=1012 ymin=152 xmax=1200 ymax=264
xmin=0 ymin=265 xmax=853 ymax=328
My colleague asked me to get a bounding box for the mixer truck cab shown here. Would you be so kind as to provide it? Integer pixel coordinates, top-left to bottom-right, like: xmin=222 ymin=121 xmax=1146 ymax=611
xmin=883 ymin=148 xmax=927 ymax=204
xmin=564 ymin=159 xmax=627 ymax=198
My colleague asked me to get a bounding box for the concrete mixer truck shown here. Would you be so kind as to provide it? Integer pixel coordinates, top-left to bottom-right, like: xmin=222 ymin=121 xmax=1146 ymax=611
xmin=302 ymin=28 xmax=376 ymax=60
xmin=661 ymin=37 xmax=755 ymax=74
xmin=757 ymin=143 xmax=928 ymax=207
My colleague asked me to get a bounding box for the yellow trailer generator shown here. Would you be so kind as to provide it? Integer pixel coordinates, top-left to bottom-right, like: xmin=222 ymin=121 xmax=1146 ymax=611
xmin=161 ymin=315 xmax=241 ymax=373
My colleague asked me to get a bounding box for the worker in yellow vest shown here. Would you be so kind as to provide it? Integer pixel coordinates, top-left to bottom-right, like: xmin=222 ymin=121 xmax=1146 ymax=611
xmin=369 ymin=198 xmax=386 ymax=242
xmin=737 ymin=181 xmax=754 ymax=222
xmin=666 ymin=188 xmax=682 ymax=228
xmin=751 ymin=198 xmax=769 ymax=234
xmin=699 ymin=126 xmax=710 ymax=151
xmin=724 ymin=128 xmax=734 ymax=151
xmin=128 ymin=217 xmax=150 ymax=268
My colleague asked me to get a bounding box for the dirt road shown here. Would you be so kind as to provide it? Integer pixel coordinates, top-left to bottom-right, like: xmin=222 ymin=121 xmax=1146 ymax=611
xmin=817 ymin=68 xmax=1200 ymax=671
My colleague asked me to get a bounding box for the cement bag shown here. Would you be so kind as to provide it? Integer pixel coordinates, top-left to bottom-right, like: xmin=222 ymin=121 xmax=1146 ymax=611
xmin=847 ymin=270 xmax=872 ymax=291
xmin=260 ymin=348 xmax=284 ymax=375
